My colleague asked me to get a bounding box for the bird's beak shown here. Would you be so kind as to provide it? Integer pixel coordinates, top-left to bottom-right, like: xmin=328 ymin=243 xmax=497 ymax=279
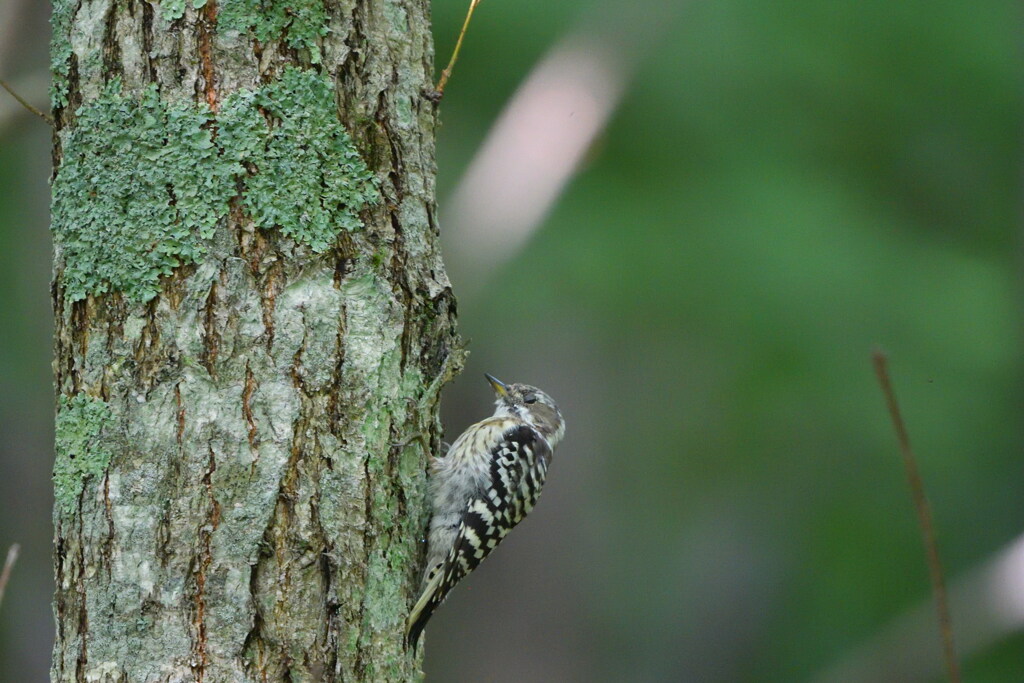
xmin=485 ymin=373 xmax=508 ymax=397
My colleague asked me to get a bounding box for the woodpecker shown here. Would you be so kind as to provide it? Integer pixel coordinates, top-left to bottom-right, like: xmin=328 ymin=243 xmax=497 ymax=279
xmin=406 ymin=374 xmax=565 ymax=649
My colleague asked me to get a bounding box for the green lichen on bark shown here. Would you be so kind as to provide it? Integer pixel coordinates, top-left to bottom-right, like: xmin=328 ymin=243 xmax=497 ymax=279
xmin=159 ymin=0 xmax=329 ymax=60
xmin=159 ymin=0 xmax=188 ymax=21
xmin=220 ymin=67 xmax=380 ymax=252
xmin=50 ymin=0 xmax=75 ymax=107
xmin=52 ymin=80 xmax=239 ymax=303
xmin=53 ymin=395 xmax=114 ymax=515
xmin=52 ymin=70 xmax=378 ymax=303
xmin=218 ymin=0 xmax=329 ymax=63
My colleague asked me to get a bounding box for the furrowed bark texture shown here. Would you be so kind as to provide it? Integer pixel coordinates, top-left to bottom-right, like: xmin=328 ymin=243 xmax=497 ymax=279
xmin=50 ymin=1 xmax=458 ymax=680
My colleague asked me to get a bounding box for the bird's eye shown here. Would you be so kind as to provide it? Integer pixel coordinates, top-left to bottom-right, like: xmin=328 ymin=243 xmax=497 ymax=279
xmin=524 ymin=394 xmax=537 ymax=404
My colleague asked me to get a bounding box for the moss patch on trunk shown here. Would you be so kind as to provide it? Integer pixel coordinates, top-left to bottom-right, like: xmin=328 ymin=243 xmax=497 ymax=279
xmin=53 ymin=395 xmax=115 ymax=515
xmin=52 ymin=69 xmax=378 ymax=303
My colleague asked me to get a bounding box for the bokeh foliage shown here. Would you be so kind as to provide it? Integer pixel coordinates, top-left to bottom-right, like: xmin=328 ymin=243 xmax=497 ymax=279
xmin=427 ymin=0 xmax=1022 ymax=681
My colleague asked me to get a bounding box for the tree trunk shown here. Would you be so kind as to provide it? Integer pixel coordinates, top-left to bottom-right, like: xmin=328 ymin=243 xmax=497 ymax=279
xmin=49 ymin=1 xmax=458 ymax=680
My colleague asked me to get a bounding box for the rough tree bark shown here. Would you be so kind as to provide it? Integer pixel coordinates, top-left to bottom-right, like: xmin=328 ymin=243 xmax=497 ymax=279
xmin=49 ymin=1 xmax=459 ymax=680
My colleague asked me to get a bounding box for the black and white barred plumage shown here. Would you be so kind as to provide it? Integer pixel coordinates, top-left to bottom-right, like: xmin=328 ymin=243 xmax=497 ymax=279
xmin=406 ymin=375 xmax=565 ymax=649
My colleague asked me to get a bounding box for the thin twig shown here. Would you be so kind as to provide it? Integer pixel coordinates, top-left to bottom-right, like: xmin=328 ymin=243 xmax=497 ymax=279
xmin=0 ymin=543 xmax=21 ymax=612
xmin=434 ymin=0 xmax=484 ymax=98
xmin=0 ymin=78 xmax=53 ymax=126
xmin=871 ymin=349 xmax=961 ymax=683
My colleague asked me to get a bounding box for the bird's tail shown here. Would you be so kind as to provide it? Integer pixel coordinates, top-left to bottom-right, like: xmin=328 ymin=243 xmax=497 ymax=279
xmin=406 ymin=564 xmax=445 ymax=651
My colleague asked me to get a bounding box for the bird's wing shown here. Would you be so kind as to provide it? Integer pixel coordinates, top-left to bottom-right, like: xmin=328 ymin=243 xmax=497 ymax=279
xmin=406 ymin=423 xmax=552 ymax=649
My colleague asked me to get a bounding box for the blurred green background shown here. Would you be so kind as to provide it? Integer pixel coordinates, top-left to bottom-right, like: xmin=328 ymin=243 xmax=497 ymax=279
xmin=1 ymin=0 xmax=1021 ymax=680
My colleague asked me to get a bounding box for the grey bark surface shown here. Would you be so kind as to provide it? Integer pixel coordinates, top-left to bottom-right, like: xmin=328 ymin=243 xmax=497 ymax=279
xmin=50 ymin=1 xmax=458 ymax=680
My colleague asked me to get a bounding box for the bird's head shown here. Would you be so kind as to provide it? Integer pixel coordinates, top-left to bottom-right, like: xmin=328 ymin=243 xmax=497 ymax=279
xmin=486 ymin=374 xmax=565 ymax=446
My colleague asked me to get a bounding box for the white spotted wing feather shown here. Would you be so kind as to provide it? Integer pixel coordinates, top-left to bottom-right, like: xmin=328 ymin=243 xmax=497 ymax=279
xmin=406 ymin=419 xmax=553 ymax=648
